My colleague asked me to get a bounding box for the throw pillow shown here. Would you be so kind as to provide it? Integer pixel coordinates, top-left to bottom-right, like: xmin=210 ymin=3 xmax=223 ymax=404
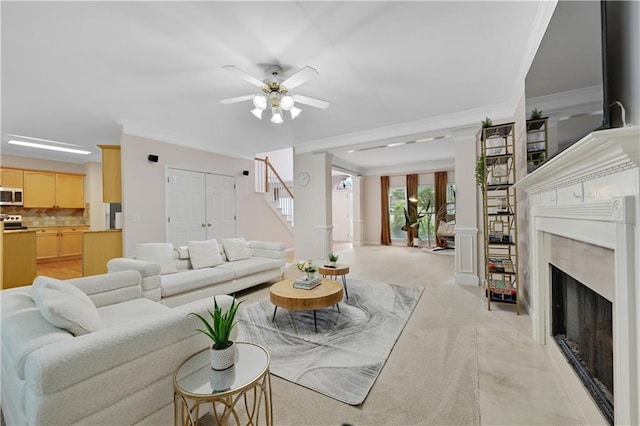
xmin=188 ymin=239 xmax=224 ymax=269
xmin=136 ymin=243 xmax=178 ymax=275
xmin=31 ymin=278 xmax=103 ymax=336
xmin=222 ymin=238 xmax=253 ymax=262
xmin=32 ymin=276 xmax=96 ymax=310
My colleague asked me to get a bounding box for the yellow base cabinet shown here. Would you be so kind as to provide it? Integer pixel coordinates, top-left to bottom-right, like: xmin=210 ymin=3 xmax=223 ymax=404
xmin=59 ymin=226 xmax=87 ymax=257
xmin=36 ymin=226 xmax=89 ymax=261
xmin=3 ymin=230 xmax=37 ymax=289
xmin=35 ymin=228 xmax=59 ymax=261
xmin=83 ymin=230 xmax=122 ymax=276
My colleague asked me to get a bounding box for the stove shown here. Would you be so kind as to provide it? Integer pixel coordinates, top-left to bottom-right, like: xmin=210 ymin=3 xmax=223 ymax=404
xmin=2 ymin=214 xmax=28 ymax=230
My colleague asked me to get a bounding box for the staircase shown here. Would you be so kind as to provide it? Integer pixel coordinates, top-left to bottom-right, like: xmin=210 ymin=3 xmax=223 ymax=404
xmin=255 ymin=157 xmax=294 ymax=231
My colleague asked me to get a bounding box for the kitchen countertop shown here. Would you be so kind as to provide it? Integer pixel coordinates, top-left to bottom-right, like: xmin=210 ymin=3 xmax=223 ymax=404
xmin=3 ymin=229 xmax=36 ymax=234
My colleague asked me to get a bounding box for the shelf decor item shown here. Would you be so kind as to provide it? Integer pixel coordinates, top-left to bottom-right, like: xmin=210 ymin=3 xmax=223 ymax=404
xmin=189 ymin=297 xmax=242 ymax=370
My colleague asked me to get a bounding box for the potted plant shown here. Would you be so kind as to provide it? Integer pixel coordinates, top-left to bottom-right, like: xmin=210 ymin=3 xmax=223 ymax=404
xmin=402 ymin=194 xmax=431 ymax=247
xmin=530 ymin=108 xmax=543 ymax=120
xmin=190 ymin=297 xmax=242 ymax=371
xmin=297 ymin=259 xmax=318 ymax=279
xmin=481 ymin=117 xmax=493 ymax=128
xmin=328 ymin=252 xmax=339 ymax=267
xmin=475 ymin=154 xmax=486 ymax=191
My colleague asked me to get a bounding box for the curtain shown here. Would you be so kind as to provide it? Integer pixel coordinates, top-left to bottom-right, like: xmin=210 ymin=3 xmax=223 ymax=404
xmin=380 ymin=176 xmax=392 ymax=245
xmin=406 ymin=174 xmax=418 ymax=246
xmin=435 ymin=171 xmax=448 ymax=247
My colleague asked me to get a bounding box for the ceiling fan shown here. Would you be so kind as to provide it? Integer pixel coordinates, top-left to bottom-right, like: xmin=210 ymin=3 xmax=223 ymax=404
xmin=220 ymin=64 xmax=330 ymax=124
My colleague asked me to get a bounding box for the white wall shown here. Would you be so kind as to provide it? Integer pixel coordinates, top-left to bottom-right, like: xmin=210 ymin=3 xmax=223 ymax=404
xmin=120 ymin=133 xmax=293 ymax=256
xmin=257 ymin=147 xmax=293 ymax=182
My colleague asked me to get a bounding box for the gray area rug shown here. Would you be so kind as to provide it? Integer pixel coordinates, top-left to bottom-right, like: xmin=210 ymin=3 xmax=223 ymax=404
xmin=236 ymin=279 xmax=423 ymax=405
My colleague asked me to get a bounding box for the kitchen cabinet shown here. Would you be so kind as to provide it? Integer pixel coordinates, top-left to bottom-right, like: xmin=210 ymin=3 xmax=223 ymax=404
xmin=2 ymin=229 xmax=37 ymax=289
xmin=59 ymin=226 xmax=85 ymax=257
xmin=99 ymin=145 xmax=121 ymax=203
xmin=24 ymin=171 xmax=85 ymax=208
xmin=0 ymin=168 xmax=24 ymax=187
xmin=35 ymin=226 xmax=89 ymax=261
xmin=83 ymin=230 xmax=122 ymax=276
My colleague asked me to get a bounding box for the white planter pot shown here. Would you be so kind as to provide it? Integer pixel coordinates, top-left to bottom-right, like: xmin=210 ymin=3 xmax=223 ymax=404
xmin=413 ymin=237 xmax=422 ymax=248
xmin=328 ymin=261 xmax=337 ymax=267
xmin=210 ymin=365 xmax=236 ymax=392
xmin=210 ymin=342 xmax=237 ymax=371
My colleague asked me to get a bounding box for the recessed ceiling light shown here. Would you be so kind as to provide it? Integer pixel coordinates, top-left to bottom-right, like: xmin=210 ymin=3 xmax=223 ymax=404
xmin=8 ymin=140 xmax=91 ymax=155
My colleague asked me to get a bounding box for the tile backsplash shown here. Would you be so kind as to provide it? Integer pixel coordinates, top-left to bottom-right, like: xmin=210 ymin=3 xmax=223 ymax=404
xmin=1 ymin=205 xmax=89 ymax=227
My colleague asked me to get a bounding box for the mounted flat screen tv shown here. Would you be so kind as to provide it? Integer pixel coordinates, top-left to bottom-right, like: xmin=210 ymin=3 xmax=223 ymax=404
xmin=525 ymin=0 xmax=633 ymax=164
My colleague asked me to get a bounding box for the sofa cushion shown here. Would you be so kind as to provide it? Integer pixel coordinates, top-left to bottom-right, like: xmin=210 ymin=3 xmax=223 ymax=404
xmin=216 ymin=257 xmax=285 ymax=277
xmin=136 ymin=243 xmax=177 ymax=275
xmin=32 ymin=285 xmax=104 ymax=336
xmin=222 ymin=238 xmax=252 ymax=261
xmin=188 ymin=239 xmax=224 ymax=269
xmin=97 ymin=298 xmax=172 ymax=327
xmin=160 ymin=267 xmax=235 ymax=297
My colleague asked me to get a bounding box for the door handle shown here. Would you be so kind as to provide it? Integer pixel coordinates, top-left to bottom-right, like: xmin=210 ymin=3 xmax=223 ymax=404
xmin=201 ymin=223 xmax=206 ymax=227
xmin=207 ymin=223 xmax=212 ymax=227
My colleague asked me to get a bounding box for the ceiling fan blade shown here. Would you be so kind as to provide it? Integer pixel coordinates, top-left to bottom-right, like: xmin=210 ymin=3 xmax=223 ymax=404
xmin=292 ymin=94 xmax=330 ymax=110
xmin=220 ymin=94 xmax=254 ymax=104
xmin=281 ymin=66 xmax=318 ymax=90
xmin=223 ymin=65 xmax=265 ymax=88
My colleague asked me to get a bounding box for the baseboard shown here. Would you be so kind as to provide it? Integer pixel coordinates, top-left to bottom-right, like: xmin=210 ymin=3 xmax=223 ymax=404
xmin=455 ymin=273 xmax=479 ymax=286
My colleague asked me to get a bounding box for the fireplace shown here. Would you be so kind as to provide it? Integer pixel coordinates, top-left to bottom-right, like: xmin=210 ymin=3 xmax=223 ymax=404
xmin=551 ymin=264 xmax=613 ymax=424
xmin=516 ymin=126 xmax=639 ymax=425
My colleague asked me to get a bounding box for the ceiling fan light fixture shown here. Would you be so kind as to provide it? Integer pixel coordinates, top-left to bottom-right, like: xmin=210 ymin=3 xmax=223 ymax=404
xmin=270 ymin=107 xmax=283 ymax=124
xmin=251 ymin=108 xmax=263 ymax=119
xmin=252 ymin=94 xmax=267 ymax=110
xmin=280 ymin=95 xmax=294 ymax=111
xmin=289 ymin=106 xmax=302 ymax=120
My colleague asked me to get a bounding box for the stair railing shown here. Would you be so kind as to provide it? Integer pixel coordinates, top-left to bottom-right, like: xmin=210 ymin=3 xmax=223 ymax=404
xmin=255 ymin=157 xmax=295 ymax=226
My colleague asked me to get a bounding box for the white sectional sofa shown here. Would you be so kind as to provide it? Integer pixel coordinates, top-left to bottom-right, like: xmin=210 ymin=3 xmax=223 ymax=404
xmin=107 ymin=238 xmax=286 ymax=307
xmin=1 ymin=271 xmax=233 ymax=425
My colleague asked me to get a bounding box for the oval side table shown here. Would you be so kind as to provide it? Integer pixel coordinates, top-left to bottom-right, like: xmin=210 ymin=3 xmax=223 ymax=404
xmin=173 ymin=343 xmax=272 ymax=425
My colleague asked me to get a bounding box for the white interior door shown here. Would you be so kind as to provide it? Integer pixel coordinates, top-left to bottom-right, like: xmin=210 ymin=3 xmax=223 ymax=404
xmin=332 ymin=190 xmax=352 ymax=241
xmin=167 ymin=168 xmax=207 ymax=246
xmin=205 ymin=174 xmax=236 ymax=240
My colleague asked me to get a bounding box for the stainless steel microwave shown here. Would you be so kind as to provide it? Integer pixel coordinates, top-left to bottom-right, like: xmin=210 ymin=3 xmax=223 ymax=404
xmin=0 ymin=187 xmax=23 ymax=206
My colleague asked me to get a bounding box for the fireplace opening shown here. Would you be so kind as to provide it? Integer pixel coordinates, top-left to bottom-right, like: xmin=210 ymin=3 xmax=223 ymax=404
xmin=550 ymin=264 xmax=613 ymax=425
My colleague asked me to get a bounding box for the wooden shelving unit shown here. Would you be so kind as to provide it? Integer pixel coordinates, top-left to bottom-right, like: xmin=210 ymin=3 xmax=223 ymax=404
xmin=526 ymin=117 xmax=548 ymax=172
xmin=481 ymin=122 xmax=520 ymax=314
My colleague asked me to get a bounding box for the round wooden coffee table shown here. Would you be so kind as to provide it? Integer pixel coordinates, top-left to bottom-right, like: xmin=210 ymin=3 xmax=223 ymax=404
xmin=269 ymin=278 xmax=343 ymax=332
xmin=318 ymin=263 xmax=350 ymax=300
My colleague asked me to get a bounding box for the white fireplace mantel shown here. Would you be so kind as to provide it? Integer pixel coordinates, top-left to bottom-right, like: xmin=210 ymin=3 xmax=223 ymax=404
xmin=516 ymin=125 xmax=639 ymax=426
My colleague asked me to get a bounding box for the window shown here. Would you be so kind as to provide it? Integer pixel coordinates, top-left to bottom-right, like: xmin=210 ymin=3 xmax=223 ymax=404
xmin=446 ymin=183 xmax=456 ymax=216
xmin=416 ymin=185 xmax=435 ymax=241
xmin=389 ymin=187 xmax=407 ymax=239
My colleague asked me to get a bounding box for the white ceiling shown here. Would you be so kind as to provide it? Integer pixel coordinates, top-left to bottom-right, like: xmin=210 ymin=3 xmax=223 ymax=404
xmin=1 ymin=1 xmax=552 ymax=175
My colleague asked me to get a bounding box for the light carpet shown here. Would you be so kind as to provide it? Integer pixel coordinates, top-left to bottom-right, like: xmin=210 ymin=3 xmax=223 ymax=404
xmin=235 ymin=279 xmax=423 ymax=405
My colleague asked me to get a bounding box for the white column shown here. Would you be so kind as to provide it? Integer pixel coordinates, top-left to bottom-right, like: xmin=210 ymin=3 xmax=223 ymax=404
xmin=314 ymin=225 xmax=333 ymax=261
xmin=351 ymin=175 xmax=364 ymax=246
xmin=293 ymin=151 xmax=333 ymax=261
xmin=453 ymin=127 xmax=480 ymax=285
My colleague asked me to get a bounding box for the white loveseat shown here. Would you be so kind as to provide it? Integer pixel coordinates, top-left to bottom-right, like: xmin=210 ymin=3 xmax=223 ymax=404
xmin=107 ymin=238 xmax=286 ymax=307
xmin=0 ymin=271 xmax=232 ymax=425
